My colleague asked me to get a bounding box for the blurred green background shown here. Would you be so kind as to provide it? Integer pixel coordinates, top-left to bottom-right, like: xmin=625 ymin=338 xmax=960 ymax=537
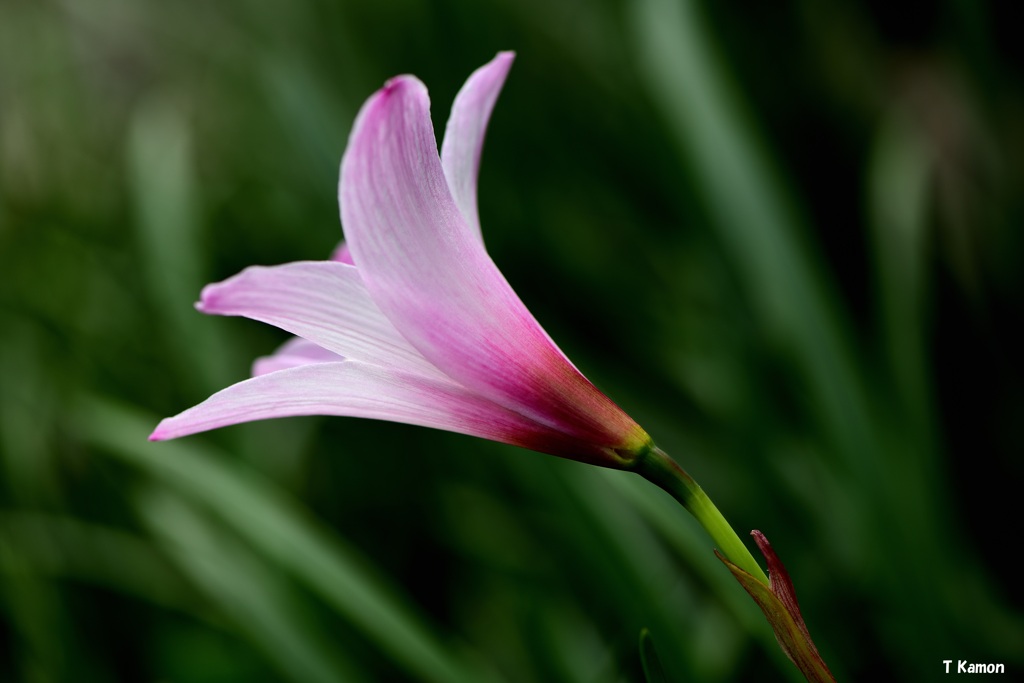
xmin=2 ymin=0 xmax=1022 ymax=681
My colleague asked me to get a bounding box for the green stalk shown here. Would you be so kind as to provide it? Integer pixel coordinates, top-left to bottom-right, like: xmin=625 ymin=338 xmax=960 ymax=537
xmin=631 ymin=447 xmax=768 ymax=585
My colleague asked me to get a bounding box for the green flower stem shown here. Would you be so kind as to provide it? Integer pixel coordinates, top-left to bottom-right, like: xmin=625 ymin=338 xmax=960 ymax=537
xmin=632 ymin=447 xmax=769 ymax=585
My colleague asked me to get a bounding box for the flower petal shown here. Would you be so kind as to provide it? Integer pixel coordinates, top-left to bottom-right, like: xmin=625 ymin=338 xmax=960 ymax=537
xmin=440 ymin=51 xmax=514 ymax=240
xmin=252 ymin=337 xmax=342 ymax=377
xmin=150 ymin=360 xmax=616 ymax=461
xmin=331 ymin=241 xmax=354 ymax=265
xmin=339 ymin=72 xmax=646 ymax=451
xmin=197 ymin=261 xmax=444 ymax=380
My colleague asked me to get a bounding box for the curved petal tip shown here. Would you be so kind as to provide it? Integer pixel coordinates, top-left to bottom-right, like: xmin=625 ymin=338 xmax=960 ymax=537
xmin=148 ymin=424 xmax=168 ymax=441
xmin=195 ymin=279 xmax=226 ymax=314
xmin=379 ymin=74 xmax=426 ymax=101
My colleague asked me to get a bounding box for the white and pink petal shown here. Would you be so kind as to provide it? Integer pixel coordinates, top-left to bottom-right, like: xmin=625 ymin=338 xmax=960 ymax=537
xmin=251 ymin=337 xmax=342 ymax=377
xmin=339 ymin=70 xmax=646 ymax=451
xmin=331 ymin=241 xmax=354 ymax=265
xmin=149 ymin=360 xmax=618 ymax=463
xmin=197 ymin=261 xmax=445 ymax=380
xmin=440 ymin=51 xmax=515 ymax=240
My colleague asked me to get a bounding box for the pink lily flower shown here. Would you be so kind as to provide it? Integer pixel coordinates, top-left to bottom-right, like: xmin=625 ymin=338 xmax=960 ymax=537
xmin=151 ymin=52 xmax=652 ymax=468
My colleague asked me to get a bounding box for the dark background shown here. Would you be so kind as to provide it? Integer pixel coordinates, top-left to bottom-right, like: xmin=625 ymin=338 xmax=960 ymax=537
xmin=2 ymin=0 xmax=1022 ymax=681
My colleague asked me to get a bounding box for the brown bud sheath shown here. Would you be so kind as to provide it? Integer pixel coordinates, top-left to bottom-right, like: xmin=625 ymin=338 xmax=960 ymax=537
xmin=717 ymin=531 xmax=836 ymax=683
